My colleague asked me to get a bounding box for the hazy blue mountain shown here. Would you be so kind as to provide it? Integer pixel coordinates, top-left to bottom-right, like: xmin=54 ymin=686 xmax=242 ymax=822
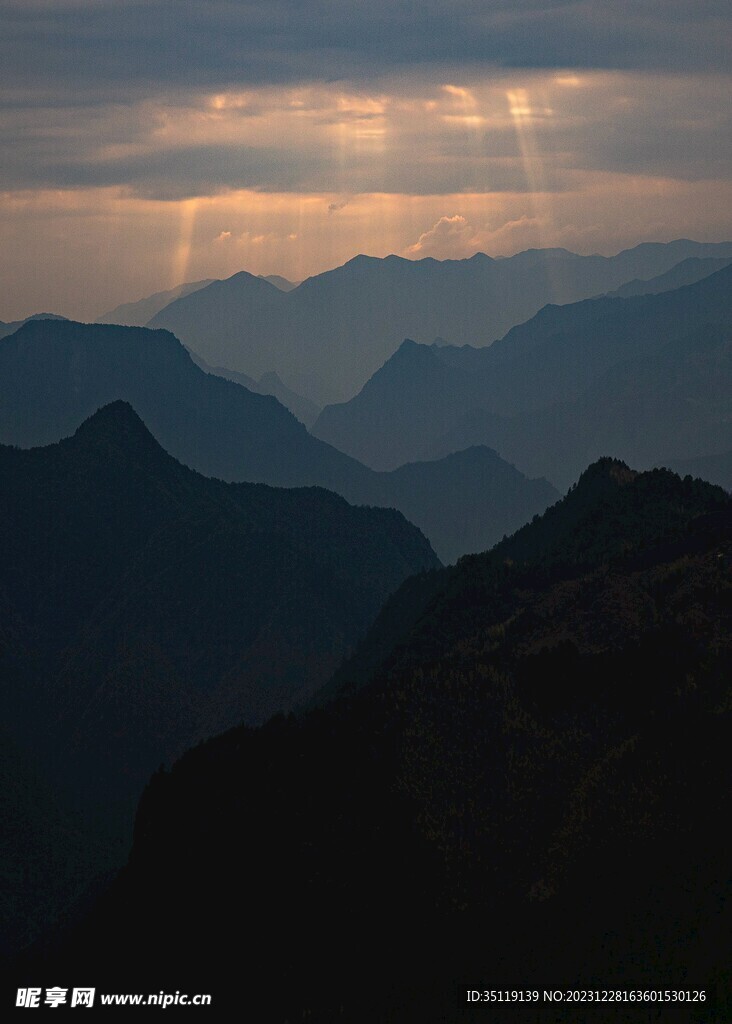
xmin=0 ymin=319 xmax=556 ymax=560
xmin=258 ymin=274 xmax=300 ymax=291
xmin=314 ymin=338 xmax=492 ymax=469
xmin=0 ymin=400 xmax=437 ymax=951
xmin=603 ymin=255 xmax=732 ymax=298
xmin=42 ymin=462 xmax=731 ymax=1018
xmin=313 ymin=264 xmax=732 ymax=486
xmin=258 ymin=371 xmax=320 ymax=427
xmin=147 ymin=241 xmax=732 ymax=403
xmin=0 ymin=312 xmax=67 ymax=340
xmin=473 ymin=260 xmax=732 ymax=403
xmin=354 ymin=445 xmax=557 ymax=564
xmin=96 ymin=279 xmax=215 ymax=326
xmin=0 ymin=318 xmax=371 ymax=488
xmin=188 ymin=349 xmax=320 ymax=426
xmin=501 ymin=323 xmax=732 ymax=487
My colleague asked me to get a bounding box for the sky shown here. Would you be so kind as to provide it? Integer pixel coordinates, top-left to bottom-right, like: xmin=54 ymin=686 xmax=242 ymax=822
xmin=1 ymin=0 xmax=730 ymax=321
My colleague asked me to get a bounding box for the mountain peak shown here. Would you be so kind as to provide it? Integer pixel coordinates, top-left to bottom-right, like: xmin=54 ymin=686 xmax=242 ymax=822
xmin=574 ymin=457 xmax=637 ymax=489
xmin=345 ymin=253 xmax=379 ymax=266
xmin=224 ymin=270 xmax=277 ymax=288
xmin=71 ymin=400 xmax=159 ymax=452
xmin=564 ymin=457 xmax=639 ymax=507
xmin=393 ymin=338 xmax=433 ymax=359
xmin=375 ymin=339 xmax=444 ymax=378
xmin=25 ymin=312 xmax=68 ymax=322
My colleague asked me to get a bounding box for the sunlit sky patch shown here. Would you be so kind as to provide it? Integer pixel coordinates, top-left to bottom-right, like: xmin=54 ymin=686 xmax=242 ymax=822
xmin=0 ymin=1 xmax=730 ymax=320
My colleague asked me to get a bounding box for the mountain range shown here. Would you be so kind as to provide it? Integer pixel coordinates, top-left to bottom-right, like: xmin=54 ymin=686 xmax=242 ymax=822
xmin=602 ymin=255 xmax=732 ymax=298
xmin=0 ymin=318 xmax=557 ymax=561
xmin=187 ymin=350 xmax=321 ymax=427
xmin=32 ymin=459 xmax=731 ymax=1019
xmin=96 ymin=279 xmax=215 ymax=327
xmin=663 ymin=449 xmax=732 ymax=491
xmin=313 ymin=262 xmax=732 ymax=488
xmin=145 ymin=240 xmax=732 ymax=403
xmin=0 ymin=400 xmax=437 ymax=952
xmin=96 ymin=274 xmax=298 ymax=327
xmin=4 ymin=241 xmax=732 ymax=1014
xmin=0 ymin=311 xmax=67 ymax=341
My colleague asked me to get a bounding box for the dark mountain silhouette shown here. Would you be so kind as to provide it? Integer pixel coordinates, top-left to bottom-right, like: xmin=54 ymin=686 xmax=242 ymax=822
xmin=0 ymin=312 xmax=67 ymax=340
xmin=96 ymin=279 xmax=215 ymax=327
xmin=0 ymin=319 xmax=557 ymax=560
xmin=188 ymin=349 xmax=321 ymax=426
xmin=0 ymin=727 xmax=117 ymax=957
xmin=603 ymin=255 xmax=732 ymax=298
xmin=323 ymin=458 xmax=730 ymax=699
xmin=314 ymin=263 xmax=732 ymax=485
xmin=2 ymin=398 xmax=438 ymax=766
xmin=662 ymin=449 xmax=732 ymax=491
xmin=0 ymin=400 xmax=437 ymax=951
xmin=33 ymin=462 xmax=731 ymax=1019
xmin=147 ymin=240 xmax=732 ymax=403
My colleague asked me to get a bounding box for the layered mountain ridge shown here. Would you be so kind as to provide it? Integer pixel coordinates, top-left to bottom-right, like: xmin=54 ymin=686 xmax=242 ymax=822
xmin=313 ymin=262 xmax=732 ymax=486
xmin=147 ymin=239 xmax=732 ymax=403
xmin=0 ymin=400 xmax=438 ymax=952
xmin=0 ymin=318 xmax=557 ymax=561
xmin=33 ymin=459 xmax=731 ymax=1020
xmin=4 ymin=241 xmax=732 ymax=1017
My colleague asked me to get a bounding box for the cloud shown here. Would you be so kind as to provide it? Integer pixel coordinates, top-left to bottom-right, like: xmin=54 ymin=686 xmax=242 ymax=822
xmin=404 ymin=213 xmax=550 ymax=259
xmin=1 ymin=1 xmax=731 ymax=317
xmin=1 ymin=71 xmax=729 ymax=199
xmin=0 ymin=0 xmax=728 ymax=109
xmin=405 ymin=216 xmax=476 ymax=258
xmin=3 ymin=178 xmax=732 ymax=322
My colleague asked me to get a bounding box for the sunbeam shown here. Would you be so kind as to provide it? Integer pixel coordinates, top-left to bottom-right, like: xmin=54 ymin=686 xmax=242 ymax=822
xmin=171 ymin=197 xmax=199 ymax=287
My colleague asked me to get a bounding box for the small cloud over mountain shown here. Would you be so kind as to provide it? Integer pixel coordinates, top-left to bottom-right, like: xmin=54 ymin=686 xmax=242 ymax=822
xmin=404 ymin=214 xmax=545 ymax=260
xmin=405 ymin=215 xmax=476 ymax=258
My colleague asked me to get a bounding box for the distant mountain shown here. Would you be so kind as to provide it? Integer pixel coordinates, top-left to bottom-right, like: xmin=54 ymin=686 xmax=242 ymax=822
xmin=258 ymin=274 xmax=300 ymax=291
xmin=506 ymin=322 xmax=732 ymax=488
xmin=189 ymin=350 xmax=320 ymax=426
xmin=603 ymin=255 xmax=732 ymax=298
xmin=148 ymin=241 xmax=732 ymax=403
xmin=96 ymin=275 xmax=297 ymax=328
xmin=258 ymin=371 xmax=320 ymax=427
xmin=314 ymin=338 xmax=491 ymax=469
xmin=0 ymin=318 xmax=372 ymax=490
xmin=0 ymin=312 xmax=67 ymax=340
xmin=96 ymin=279 xmax=215 ymax=326
xmin=0 ymin=319 xmax=557 ymax=560
xmin=43 ymin=461 xmax=731 ymax=1017
xmin=354 ymin=445 xmax=557 ymax=564
xmin=314 ymin=264 xmax=732 ymax=486
xmin=0 ymin=400 xmax=437 ymax=951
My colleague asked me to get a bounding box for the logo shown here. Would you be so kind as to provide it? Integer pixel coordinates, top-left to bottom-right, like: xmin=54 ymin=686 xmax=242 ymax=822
xmin=16 ymin=987 xmax=95 ymax=1008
